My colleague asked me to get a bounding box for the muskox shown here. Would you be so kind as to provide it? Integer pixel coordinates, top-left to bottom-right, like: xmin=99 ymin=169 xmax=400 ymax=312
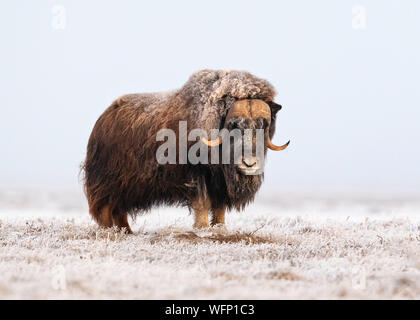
xmin=82 ymin=70 xmax=289 ymax=233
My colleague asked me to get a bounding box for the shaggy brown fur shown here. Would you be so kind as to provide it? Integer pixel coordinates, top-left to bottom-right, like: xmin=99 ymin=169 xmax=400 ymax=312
xmin=82 ymin=69 xmax=284 ymax=231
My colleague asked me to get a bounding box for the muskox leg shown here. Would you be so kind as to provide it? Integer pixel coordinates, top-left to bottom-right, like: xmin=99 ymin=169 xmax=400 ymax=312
xmin=211 ymin=206 xmax=226 ymax=226
xmin=96 ymin=205 xmax=113 ymax=228
xmin=112 ymin=214 xmax=133 ymax=234
xmin=191 ymin=197 xmax=211 ymax=229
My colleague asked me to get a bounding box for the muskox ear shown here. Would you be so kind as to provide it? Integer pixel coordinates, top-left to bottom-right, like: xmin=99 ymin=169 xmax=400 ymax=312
xmin=267 ymin=101 xmax=282 ymax=139
xmin=268 ymin=101 xmax=282 ymax=119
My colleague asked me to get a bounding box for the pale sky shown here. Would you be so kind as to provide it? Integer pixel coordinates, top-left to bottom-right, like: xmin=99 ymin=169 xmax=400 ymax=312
xmin=1 ymin=0 xmax=419 ymax=195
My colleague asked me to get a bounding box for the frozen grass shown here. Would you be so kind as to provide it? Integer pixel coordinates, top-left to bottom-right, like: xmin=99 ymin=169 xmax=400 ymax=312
xmin=0 ymin=189 xmax=419 ymax=299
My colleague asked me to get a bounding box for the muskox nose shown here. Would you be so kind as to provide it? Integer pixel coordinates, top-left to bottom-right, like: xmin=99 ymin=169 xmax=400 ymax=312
xmin=242 ymin=157 xmax=257 ymax=168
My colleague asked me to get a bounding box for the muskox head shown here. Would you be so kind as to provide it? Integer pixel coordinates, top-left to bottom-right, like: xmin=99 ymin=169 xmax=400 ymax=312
xmin=202 ymin=99 xmax=289 ymax=176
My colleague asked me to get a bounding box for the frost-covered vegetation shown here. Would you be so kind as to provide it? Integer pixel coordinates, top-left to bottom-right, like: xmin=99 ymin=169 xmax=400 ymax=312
xmin=0 ymin=189 xmax=419 ymax=299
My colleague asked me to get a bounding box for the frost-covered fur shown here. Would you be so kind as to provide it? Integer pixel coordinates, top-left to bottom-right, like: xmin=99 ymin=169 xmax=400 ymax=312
xmin=181 ymin=69 xmax=276 ymax=130
xmin=116 ymin=69 xmax=276 ymax=134
xmin=82 ymin=70 xmax=280 ymax=226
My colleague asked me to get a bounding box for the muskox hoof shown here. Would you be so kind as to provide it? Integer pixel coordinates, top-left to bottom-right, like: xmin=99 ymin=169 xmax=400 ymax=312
xmin=211 ymin=223 xmax=226 ymax=230
xmin=193 ymin=222 xmax=210 ymax=229
xmin=94 ymin=206 xmax=133 ymax=234
xmin=112 ymin=214 xmax=133 ymax=234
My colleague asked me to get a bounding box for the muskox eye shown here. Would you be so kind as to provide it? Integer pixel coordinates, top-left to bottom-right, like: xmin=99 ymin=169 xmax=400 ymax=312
xmin=257 ymin=118 xmax=268 ymax=129
xmin=217 ymin=99 xmax=226 ymax=108
xmin=227 ymin=119 xmax=239 ymax=129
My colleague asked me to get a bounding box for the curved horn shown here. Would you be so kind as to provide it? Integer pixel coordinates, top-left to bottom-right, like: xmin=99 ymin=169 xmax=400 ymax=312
xmin=267 ymin=139 xmax=290 ymax=151
xmin=201 ymin=136 xmax=223 ymax=147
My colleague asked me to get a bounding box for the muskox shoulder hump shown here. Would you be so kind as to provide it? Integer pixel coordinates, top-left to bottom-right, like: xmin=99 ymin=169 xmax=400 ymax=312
xmin=114 ymin=92 xmax=175 ymax=112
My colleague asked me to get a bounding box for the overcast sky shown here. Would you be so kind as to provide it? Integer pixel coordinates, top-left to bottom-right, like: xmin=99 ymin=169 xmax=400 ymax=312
xmin=1 ymin=0 xmax=419 ymax=195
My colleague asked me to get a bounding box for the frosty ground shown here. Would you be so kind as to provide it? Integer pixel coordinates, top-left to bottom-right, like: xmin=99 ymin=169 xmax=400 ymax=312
xmin=0 ymin=189 xmax=419 ymax=299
